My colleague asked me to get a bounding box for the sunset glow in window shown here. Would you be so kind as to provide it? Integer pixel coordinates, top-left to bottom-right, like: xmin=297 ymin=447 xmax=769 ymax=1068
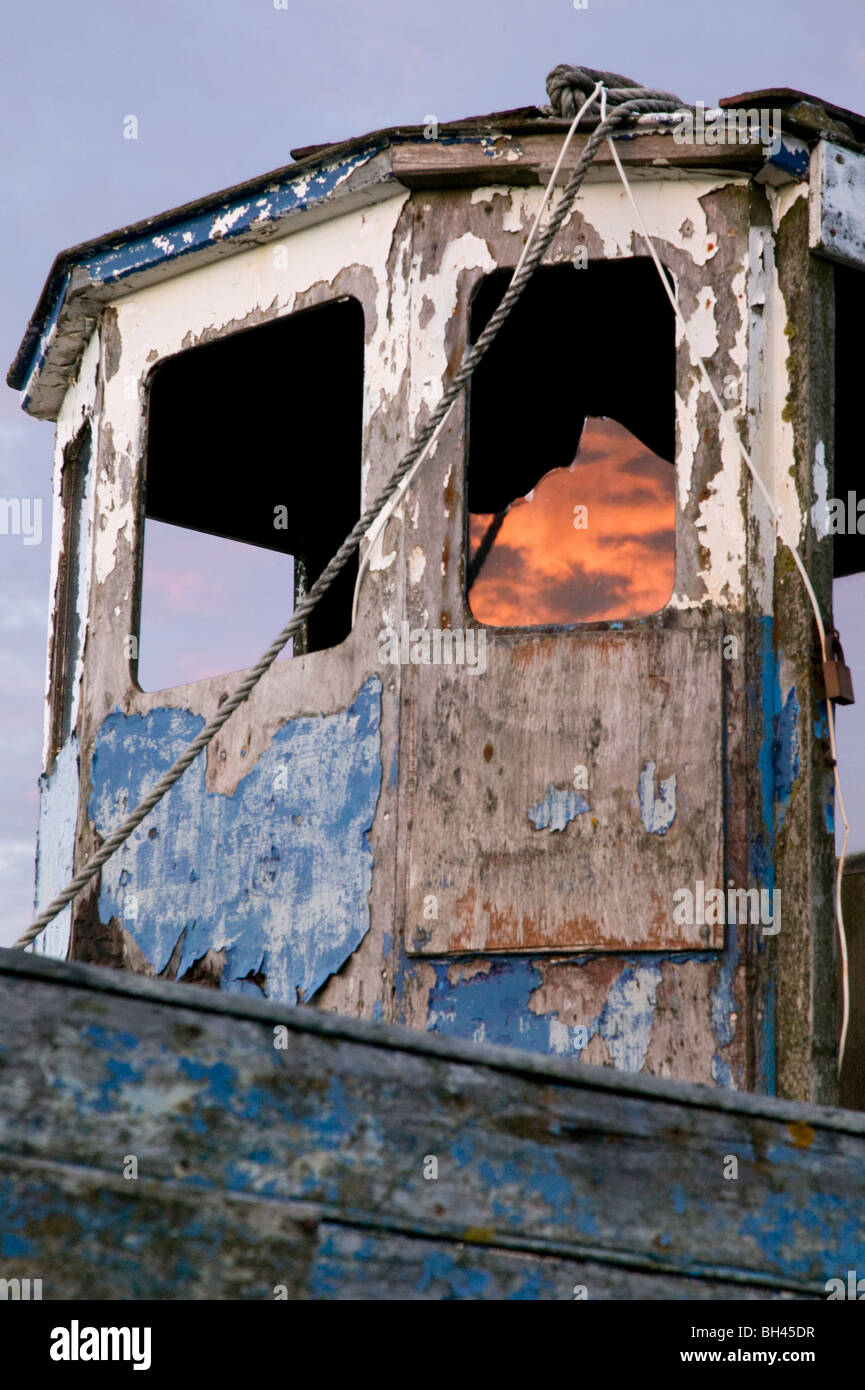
xmin=467 ymin=416 xmax=676 ymax=626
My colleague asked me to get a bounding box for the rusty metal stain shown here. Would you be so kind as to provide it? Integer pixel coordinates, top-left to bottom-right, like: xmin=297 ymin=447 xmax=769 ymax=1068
xmin=787 ymin=1122 xmax=815 ymax=1149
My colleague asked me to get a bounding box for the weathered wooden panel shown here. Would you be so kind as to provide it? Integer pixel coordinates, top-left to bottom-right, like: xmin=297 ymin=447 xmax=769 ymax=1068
xmin=1 ymin=948 xmax=863 ymax=1298
xmin=390 ymin=132 xmax=764 ymax=188
xmin=809 ymin=140 xmax=865 ymax=271
xmin=310 ymin=1225 xmax=807 ymax=1301
xmin=0 ymin=1159 xmax=318 ymax=1300
xmin=404 ymin=626 xmax=725 ymax=952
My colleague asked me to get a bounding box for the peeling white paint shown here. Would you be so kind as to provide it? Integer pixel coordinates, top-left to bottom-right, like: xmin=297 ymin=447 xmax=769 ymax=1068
xmin=682 ymin=286 xmax=719 ymax=362
xmin=638 ymin=762 xmax=677 ymax=835
xmin=469 ymin=185 xmax=510 ymax=208
xmin=676 ymin=386 xmax=699 ymax=512
xmin=409 ymin=545 xmax=426 ymax=584
xmin=695 ymin=424 xmax=746 ymax=605
xmin=570 ymin=177 xmax=743 ymax=265
xmin=409 ymin=232 xmax=496 ymax=425
xmin=746 ymin=222 xmax=803 ymax=610
xmin=811 ymin=440 xmax=829 ymax=540
xmin=33 ymin=736 xmax=79 ymax=961
xmin=211 ymin=203 xmax=251 ymax=240
xmin=809 ymin=140 xmax=865 ymax=270
xmin=767 ymin=178 xmax=808 ymax=236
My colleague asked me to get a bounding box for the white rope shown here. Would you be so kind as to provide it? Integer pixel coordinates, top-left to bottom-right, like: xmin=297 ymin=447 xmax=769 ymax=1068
xmin=351 ymin=82 xmax=604 ymax=627
xmin=599 ymin=88 xmax=851 ymax=1073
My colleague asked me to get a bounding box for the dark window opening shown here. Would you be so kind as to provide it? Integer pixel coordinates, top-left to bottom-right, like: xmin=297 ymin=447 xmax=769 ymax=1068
xmin=49 ymin=422 xmax=91 ymax=766
xmin=466 ymin=261 xmax=676 ymax=626
xmin=833 ymin=262 xmax=865 ymax=579
xmin=139 ymin=296 xmax=363 ymax=690
xmin=832 ymin=262 xmax=865 ymax=864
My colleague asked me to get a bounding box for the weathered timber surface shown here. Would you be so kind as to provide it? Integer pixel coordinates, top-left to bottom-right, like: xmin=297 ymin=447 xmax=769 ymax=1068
xmin=389 ymin=133 xmax=764 ymax=187
xmin=403 ymin=626 xmax=725 ymax=953
xmin=1 ymin=947 xmax=863 ymax=1299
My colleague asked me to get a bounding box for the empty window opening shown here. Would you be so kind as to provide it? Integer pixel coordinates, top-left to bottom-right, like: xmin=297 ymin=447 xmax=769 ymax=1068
xmin=138 ymin=296 xmax=364 ymax=691
xmin=832 ymin=262 xmax=865 ymax=857
xmin=466 ymin=262 xmax=675 ymax=626
xmin=833 ymin=263 xmax=865 ymax=580
xmin=49 ymin=422 xmax=91 ymax=765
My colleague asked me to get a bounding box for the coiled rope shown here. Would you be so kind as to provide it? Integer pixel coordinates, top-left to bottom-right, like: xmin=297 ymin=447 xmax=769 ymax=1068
xmin=545 ymin=64 xmax=683 ymax=117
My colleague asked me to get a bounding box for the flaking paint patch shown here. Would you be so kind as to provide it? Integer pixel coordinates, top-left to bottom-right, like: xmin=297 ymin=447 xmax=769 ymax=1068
xmin=746 ymin=219 xmax=803 ymax=592
xmin=409 ymin=545 xmax=426 ymax=584
xmin=773 ymin=678 xmax=800 ymax=829
xmin=426 ymin=959 xmax=587 ymax=1053
xmin=573 ymin=178 xmax=740 ymax=264
xmin=33 ymin=737 xmax=79 ymax=961
xmin=638 ymin=762 xmax=676 ymax=835
xmin=409 ymin=232 xmax=496 ymax=423
xmin=527 ymin=786 xmax=590 ymax=832
xmin=595 ymin=964 xmax=663 ymax=1073
xmin=675 ymin=384 xmax=700 ymax=512
xmin=425 ymin=955 xmax=665 ymax=1071
xmin=767 ymin=179 xmax=808 ymax=237
xmin=811 ymin=441 xmax=829 ymax=540
xmin=89 ymin=677 xmax=382 ymax=1003
xmin=695 ymin=421 xmax=746 ymax=606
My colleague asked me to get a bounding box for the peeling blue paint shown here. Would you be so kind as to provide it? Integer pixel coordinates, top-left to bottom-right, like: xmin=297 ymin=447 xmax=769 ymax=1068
xmin=17 ymin=145 xmax=391 ymax=402
xmin=424 ymin=956 xmax=666 ymax=1072
xmin=428 ymin=959 xmax=592 ymax=1055
xmin=765 ymin=136 xmax=810 ymax=181
xmin=774 ymin=686 xmax=799 ymax=826
xmin=90 ymin=677 xmax=382 ymax=1003
xmin=82 ymin=149 xmax=382 ymax=289
xmin=638 ymin=761 xmax=676 ymax=835
xmin=593 ymin=964 xmax=662 ymax=1072
xmin=19 ymin=270 xmax=70 ymax=409
xmin=752 ymin=616 xmax=781 ymax=1089
xmin=527 ymin=785 xmax=590 ymax=832
xmin=754 ymin=616 xmax=777 ymax=885
xmin=416 ymin=1251 xmax=492 ymax=1296
xmin=739 ymin=1190 xmax=862 ymax=1279
xmin=427 ymin=960 xmax=550 ymax=1050
xmin=758 ymin=976 xmax=777 ymax=1095
xmin=34 ymin=735 xmax=80 ymax=961
xmin=710 ymin=924 xmax=739 ymax=1089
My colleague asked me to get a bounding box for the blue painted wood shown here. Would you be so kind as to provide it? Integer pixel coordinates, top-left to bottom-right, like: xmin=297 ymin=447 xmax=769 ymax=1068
xmin=0 ymin=947 xmax=862 ymax=1299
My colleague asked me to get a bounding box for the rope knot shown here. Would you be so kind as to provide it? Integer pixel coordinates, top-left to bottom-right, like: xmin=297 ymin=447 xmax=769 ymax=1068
xmin=545 ymin=65 xmax=685 ymax=119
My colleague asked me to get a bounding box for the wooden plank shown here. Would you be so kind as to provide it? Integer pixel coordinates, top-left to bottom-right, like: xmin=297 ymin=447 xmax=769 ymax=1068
xmin=1 ymin=949 xmax=863 ymax=1297
xmin=0 ymin=1157 xmax=319 ymax=1300
xmin=809 ymin=140 xmax=865 ymax=271
xmin=403 ymin=627 xmax=725 ymax=952
xmin=310 ymin=1224 xmax=811 ymax=1301
xmin=391 ymin=133 xmax=763 ymax=188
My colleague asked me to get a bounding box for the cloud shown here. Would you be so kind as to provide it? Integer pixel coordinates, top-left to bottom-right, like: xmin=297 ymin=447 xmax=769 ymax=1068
xmin=468 ymin=416 xmax=675 ymax=625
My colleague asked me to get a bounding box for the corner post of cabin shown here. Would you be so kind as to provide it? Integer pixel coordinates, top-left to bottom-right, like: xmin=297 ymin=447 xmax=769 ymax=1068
xmin=763 ymin=179 xmax=838 ymax=1105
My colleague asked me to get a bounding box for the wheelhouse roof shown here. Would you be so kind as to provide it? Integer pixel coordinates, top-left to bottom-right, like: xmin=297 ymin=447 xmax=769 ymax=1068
xmin=9 ymin=87 xmax=864 ymax=417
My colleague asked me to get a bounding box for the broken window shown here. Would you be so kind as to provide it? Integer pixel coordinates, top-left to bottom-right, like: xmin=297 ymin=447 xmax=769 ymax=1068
xmin=137 ymin=296 xmax=364 ymax=691
xmin=466 ymin=261 xmax=676 ymax=626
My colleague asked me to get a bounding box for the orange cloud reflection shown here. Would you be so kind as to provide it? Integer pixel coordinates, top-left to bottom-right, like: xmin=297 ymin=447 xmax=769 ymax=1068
xmin=467 ymin=416 xmax=675 ymax=626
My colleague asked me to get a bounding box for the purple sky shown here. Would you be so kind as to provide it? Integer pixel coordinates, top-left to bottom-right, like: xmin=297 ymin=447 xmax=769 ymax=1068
xmin=2 ymin=0 xmax=864 ymax=945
